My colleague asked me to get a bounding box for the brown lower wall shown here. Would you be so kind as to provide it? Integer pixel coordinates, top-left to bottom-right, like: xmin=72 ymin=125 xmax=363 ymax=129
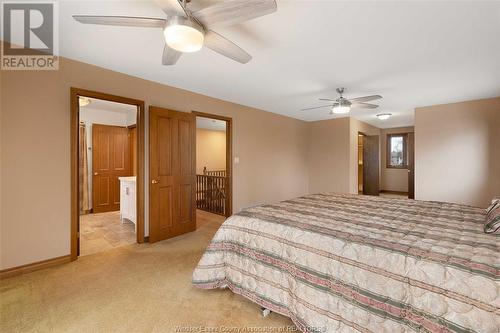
xmin=0 ymin=56 xmax=309 ymax=270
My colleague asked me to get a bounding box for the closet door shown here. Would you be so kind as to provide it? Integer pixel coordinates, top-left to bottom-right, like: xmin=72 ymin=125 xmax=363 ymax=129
xmin=149 ymin=106 xmax=196 ymax=243
xmin=408 ymin=132 xmax=415 ymax=199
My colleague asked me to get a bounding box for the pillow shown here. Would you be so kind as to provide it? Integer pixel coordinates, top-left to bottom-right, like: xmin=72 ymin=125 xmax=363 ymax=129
xmin=484 ymin=199 xmax=500 ymax=234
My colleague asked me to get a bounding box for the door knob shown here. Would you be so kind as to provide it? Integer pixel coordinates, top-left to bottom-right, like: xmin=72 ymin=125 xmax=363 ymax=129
xmin=94 ymin=172 xmax=98 ymax=176
xmin=151 ymin=179 xmax=159 ymax=184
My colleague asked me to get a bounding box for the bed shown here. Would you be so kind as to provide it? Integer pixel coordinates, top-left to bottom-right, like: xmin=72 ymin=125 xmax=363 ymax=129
xmin=192 ymin=193 xmax=499 ymax=332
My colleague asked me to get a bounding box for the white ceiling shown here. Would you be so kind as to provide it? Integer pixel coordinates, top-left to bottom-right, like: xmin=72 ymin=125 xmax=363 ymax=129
xmin=80 ymin=97 xmax=137 ymax=115
xmin=60 ymin=1 xmax=500 ymax=128
xmin=196 ymin=116 xmax=227 ymax=131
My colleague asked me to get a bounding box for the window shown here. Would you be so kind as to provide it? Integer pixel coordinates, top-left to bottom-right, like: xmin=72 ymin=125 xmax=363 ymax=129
xmin=387 ymin=134 xmax=407 ymax=168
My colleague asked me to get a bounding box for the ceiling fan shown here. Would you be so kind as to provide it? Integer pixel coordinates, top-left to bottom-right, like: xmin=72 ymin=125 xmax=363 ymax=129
xmin=73 ymin=0 xmax=277 ymax=65
xmin=301 ymin=88 xmax=382 ymax=114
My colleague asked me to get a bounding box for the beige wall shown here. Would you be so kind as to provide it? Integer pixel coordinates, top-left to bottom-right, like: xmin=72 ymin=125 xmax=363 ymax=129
xmin=0 ymin=56 xmax=309 ymax=270
xmin=415 ymin=97 xmax=500 ymax=207
xmin=307 ymin=118 xmax=350 ymax=194
xmin=196 ymin=128 xmax=226 ymax=174
xmin=349 ymin=118 xmax=380 ymax=194
xmin=380 ymin=126 xmax=414 ymax=192
xmin=307 ymin=117 xmax=380 ymax=195
xmin=3 ymin=51 xmax=498 ymax=270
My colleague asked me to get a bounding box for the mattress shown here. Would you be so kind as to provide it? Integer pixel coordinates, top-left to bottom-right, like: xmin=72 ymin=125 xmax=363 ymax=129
xmin=192 ymin=193 xmax=499 ymax=332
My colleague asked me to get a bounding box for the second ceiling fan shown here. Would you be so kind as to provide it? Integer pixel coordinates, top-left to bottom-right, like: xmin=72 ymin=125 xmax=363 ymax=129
xmin=302 ymin=88 xmax=382 ymax=114
xmin=73 ymin=0 xmax=277 ymax=65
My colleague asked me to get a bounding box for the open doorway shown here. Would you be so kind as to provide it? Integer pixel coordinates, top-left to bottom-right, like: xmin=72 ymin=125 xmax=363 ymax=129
xmin=193 ymin=112 xmax=232 ymax=221
xmin=380 ymin=128 xmax=415 ymax=199
xmin=358 ymin=132 xmax=380 ymax=196
xmin=71 ymin=89 xmax=144 ymax=260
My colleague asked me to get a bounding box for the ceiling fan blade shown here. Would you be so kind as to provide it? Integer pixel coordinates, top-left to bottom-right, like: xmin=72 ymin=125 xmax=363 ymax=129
xmin=301 ymin=105 xmax=335 ymax=111
xmin=73 ymin=15 xmax=166 ymax=28
xmin=349 ymin=95 xmax=382 ymax=103
xmin=319 ymin=98 xmax=336 ymax=101
xmin=193 ymin=0 xmax=277 ymax=28
xmin=154 ymin=0 xmax=188 ymax=17
xmin=353 ymin=102 xmax=379 ymax=109
xmin=204 ymin=30 xmax=252 ymax=64
xmin=162 ymin=44 xmax=182 ymax=65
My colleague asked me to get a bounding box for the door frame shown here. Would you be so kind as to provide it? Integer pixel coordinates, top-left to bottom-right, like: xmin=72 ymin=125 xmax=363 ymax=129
xmin=192 ymin=111 xmax=233 ymax=217
xmin=70 ymin=88 xmax=145 ymax=261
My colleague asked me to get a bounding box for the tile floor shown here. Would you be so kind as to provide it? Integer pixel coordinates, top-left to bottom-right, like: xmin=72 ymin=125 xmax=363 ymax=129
xmin=80 ymin=211 xmax=136 ymax=256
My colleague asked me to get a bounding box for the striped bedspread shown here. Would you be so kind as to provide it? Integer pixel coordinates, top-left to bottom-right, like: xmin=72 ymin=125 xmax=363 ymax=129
xmin=192 ymin=193 xmax=499 ymax=333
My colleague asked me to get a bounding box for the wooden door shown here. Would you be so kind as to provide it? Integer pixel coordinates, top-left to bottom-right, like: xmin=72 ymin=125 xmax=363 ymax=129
xmin=408 ymin=132 xmax=415 ymax=199
xmin=92 ymin=124 xmax=130 ymax=213
xmin=149 ymin=106 xmax=196 ymax=243
xmin=363 ymin=135 xmax=380 ymax=196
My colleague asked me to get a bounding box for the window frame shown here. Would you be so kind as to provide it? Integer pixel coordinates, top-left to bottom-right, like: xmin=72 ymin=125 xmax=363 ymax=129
xmin=386 ymin=133 xmax=408 ymax=169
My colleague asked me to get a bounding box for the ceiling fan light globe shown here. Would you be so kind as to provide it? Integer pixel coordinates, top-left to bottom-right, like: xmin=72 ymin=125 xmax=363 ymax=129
xmin=164 ymin=18 xmax=204 ymax=53
xmin=332 ymin=105 xmax=351 ymax=114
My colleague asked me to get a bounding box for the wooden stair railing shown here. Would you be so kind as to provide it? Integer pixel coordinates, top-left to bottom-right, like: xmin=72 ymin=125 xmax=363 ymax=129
xmin=202 ymin=167 xmax=226 ymax=177
xmin=196 ymin=173 xmax=227 ymax=216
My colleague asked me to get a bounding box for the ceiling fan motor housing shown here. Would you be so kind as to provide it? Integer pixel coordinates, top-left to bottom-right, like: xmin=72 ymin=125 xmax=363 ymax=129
xmin=340 ymin=97 xmax=351 ymax=107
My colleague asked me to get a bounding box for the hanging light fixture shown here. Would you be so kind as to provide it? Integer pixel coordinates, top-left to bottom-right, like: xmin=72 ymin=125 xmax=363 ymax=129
xmin=332 ymin=104 xmax=351 ymax=114
xmin=330 ymin=88 xmax=352 ymax=114
xmin=163 ymin=17 xmax=204 ymax=53
xmin=331 ymin=98 xmax=351 ymax=114
xmin=376 ymin=113 xmax=392 ymax=120
xmin=79 ymin=97 xmax=91 ymax=107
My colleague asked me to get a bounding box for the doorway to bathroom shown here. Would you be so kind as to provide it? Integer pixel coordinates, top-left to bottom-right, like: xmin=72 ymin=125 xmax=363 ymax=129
xmin=70 ymin=88 xmax=145 ymax=260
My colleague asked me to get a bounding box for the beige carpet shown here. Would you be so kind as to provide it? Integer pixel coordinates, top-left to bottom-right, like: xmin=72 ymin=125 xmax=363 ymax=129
xmin=80 ymin=211 xmax=136 ymax=256
xmin=0 ymin=210 xmax=294 ymax=333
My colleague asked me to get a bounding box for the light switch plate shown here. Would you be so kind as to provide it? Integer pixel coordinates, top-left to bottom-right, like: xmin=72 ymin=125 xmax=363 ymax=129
xmin=234 ymin=157 xmax=240 ymax=164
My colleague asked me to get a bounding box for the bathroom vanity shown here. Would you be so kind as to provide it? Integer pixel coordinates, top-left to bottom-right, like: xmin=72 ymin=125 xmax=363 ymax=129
xmin=119 ymin=176 xmax=136 ymax=232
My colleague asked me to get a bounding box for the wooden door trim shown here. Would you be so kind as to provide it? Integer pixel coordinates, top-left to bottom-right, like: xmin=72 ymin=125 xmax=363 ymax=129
xmin=192 ymin=111 xmax=233 ymax=217
xmin=70 ymin=88 xmax=145 ymax=261
xmin=0 ymin=255 xmax=71 ymax=279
